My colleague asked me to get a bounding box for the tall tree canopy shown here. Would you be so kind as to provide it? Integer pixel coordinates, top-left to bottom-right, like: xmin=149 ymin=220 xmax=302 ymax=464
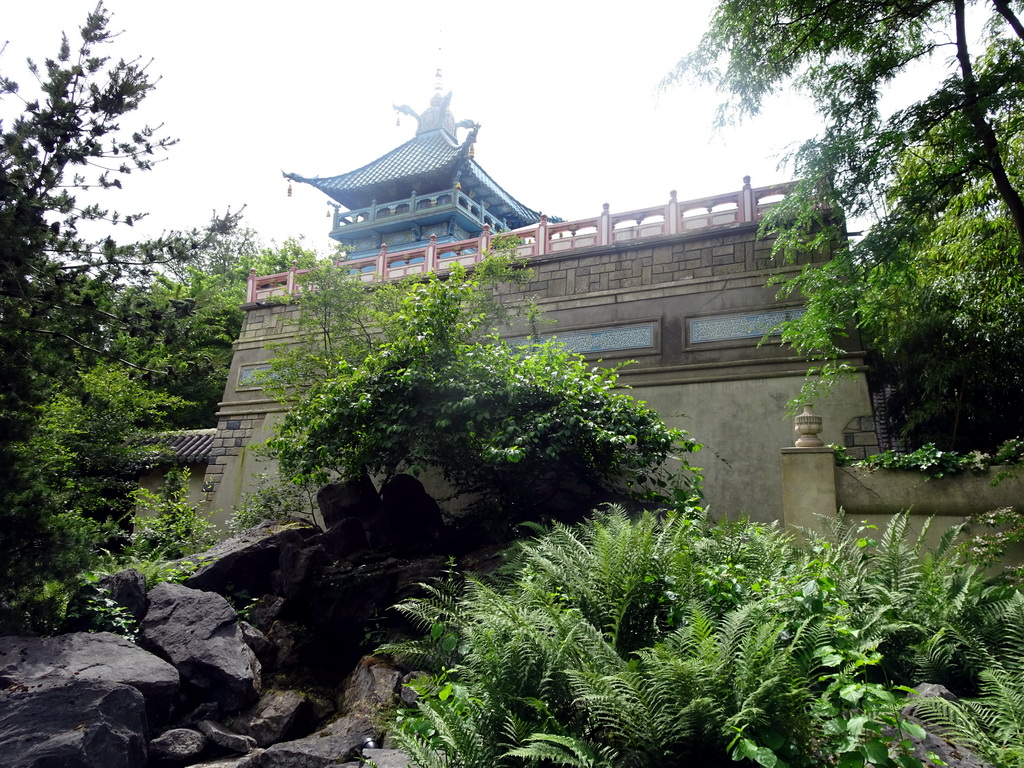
xmin=0 ymin=4 xmax=249 ymax=630
xmin=671 ymin=0 xmax=1024 ymax=450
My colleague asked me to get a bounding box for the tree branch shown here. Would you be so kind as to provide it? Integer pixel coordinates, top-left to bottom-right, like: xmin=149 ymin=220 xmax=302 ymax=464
xmin=991 ymin=0 xmax=1024 ymax=43
xmin=954 ymin=0 xmax=1024 ymax=264
xmin=19 ymin=327 xmax=163 ymax=374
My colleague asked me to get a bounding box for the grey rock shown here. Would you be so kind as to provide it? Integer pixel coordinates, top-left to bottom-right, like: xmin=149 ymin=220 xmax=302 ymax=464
xmin=100 ymin=568 xmax=149 ymax=620
xmin=265 ymin=621 xmax=301 ymax=669
xmin=317 ymin=474 xmax=380 ymax=529
xmin=141 ymin=582 xmax=261 ymax=713
xmin=179 ymin=701 xmax=221 ymax=727
xmin=309 ymin=555 xmax=447 ymax=637
xmin=239 ymin=620 xmax=275 ymax=667
xmin=272 ymin=537 xmax=328 ymax=601
xmin=343 ymin=655 xmax=401 ymax=716
xmin=364 ymin=748 xmax=421 ymax=768
xmin=312 ymin=518 xmax=370 ymax=560
xmin=179 ymin=753 xmax=264 ymax=768
xmin=197 ymin=719 xmax=258 ymax=754
xmin=0 ymin=678 xmax=148 ymax=768
xmin=182 ymin=521 xmax=319 ymax=598
xmin=149 ymin=727 xmax=207 ymax=761
xmin=232 ymin=689 xmax=315 ymax=747
xmin=65 ymin=569 xmax=149 ymax=634
xmin=260 ymin=713 xmax=378 ymax=767
xmin=367 ymin=474 xmax=444 ymax=551
xmin=399 ymin=671 xmax=431 ymax=707
xmin=247 ymin=595 xmax=286 ymax=634
xmin=897 ymin=684 xmax=994 ymax=768
xmin=0 ymin=631 xmax=179 ymax=725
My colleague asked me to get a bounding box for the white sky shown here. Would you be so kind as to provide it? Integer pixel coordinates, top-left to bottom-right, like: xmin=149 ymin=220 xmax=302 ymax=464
xmin=3 ymin=0 xmax=823 ymax=253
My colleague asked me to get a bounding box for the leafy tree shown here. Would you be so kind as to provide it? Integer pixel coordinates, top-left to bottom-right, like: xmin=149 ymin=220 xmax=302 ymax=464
xmin=270 ymin=257 xmax=698 ymax=527
xmin=261 ymin=238 xmax=538 ymax=399
xmin=670 ymin=0 xmax=1024 ymax=450
xmin=0 ymin=4 xmax=239 ymax=631
xmin=26 ymin=364 xmax=188 ymax=525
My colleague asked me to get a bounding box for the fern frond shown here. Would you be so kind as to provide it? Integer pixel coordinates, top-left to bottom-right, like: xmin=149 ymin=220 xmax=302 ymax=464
xmin=506 ymin=733 xmax=618 ymax=768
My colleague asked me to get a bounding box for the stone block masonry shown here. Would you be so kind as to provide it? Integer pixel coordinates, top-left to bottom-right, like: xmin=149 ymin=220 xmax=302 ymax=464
xmin=209 ymin=212 xmax=874 ymax=524
xmin=203 ymin=415 xmax=267 ymax=509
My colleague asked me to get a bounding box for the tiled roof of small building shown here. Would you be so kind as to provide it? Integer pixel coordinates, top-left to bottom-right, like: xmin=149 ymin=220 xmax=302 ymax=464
xmin=138 ymin=429 xmax=215 ymax=463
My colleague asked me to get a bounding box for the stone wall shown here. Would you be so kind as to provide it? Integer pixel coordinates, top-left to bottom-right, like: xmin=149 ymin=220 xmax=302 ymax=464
xmin=782 ymin=446 xmax=1023 ymax=555
xmin=205 ymin=220 xmax=874 ymax=524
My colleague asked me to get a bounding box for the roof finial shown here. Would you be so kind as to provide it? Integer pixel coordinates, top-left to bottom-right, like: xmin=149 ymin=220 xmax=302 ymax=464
xmin=432 ymin=67 xmax=444 ymax=107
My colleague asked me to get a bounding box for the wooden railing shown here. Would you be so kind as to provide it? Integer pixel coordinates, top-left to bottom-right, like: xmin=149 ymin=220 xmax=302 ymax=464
xmin=247 ymin=177 xmax=795 ymax=303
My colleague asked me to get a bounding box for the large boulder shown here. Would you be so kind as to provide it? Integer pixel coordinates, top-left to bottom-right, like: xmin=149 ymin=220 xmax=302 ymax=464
xmin=197 ymin=719 xmax=258 ymax=754
xmin=183 ymin=521 xmax=320 ymax=599
xmin=148 ymin=727 xmax=207 ymax=762
xmin=367 ymin=474 xmax=444 ymax=552
xmin=0 ymin=631 xmax=179 ymax=725
xmin=232 ymin=689 xmax=316 ymax=747
xmin=304 ymin=554 xmax=447 ymax=677
xmin=259 ymin=713 xmax=377 ymax=768
xmin=897 ymin=684 xmax=995 ymax=768
xmin=0 ymin=679 xmax=148 ymax=768
xmin=64 ymin=568 xmax=148 ymax=633
xmin=343 ymin=655 xmax=402 ymax=717
xmin=317 ymin=473 xmax=381 ymax=530
xmin=141 ymin=582 xmax=261 ymax=713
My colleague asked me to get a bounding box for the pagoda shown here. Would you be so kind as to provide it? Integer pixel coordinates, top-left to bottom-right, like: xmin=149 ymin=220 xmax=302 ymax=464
xmin=284 ymin=76 xmax=545 ymax=261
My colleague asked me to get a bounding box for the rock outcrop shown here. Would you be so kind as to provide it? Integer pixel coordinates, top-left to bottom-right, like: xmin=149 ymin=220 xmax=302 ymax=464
xmin=0 ymin=631 xmax=179 ymax=725
xmin=0 ymin=679 xmax=149 ymax=768
xmin=141 ymin=582 xmax=261 ymax=713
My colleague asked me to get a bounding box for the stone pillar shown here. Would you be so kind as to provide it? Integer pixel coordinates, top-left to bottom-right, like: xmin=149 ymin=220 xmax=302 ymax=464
xmin=741 ymin=175 xmax=755 ymax=222
xmin=780 ymin=406 xmax=837 ymax=531
xmin=599 ymin=203 xmax=611 ymax=246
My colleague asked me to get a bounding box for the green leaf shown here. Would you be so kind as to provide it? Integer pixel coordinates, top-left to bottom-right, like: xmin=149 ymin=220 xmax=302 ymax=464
xmin=861 ymin=738 xmax=889 ymax=764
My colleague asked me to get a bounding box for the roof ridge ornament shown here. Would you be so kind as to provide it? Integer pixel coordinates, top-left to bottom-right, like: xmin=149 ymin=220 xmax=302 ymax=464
xmin=393 ymin=72 xmax=474 ymax=138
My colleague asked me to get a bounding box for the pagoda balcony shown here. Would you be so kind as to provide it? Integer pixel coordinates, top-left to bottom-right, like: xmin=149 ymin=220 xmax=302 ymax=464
xmin=247 ymin=177 xmax=795 ymax=303
xmin=329 ymin=187 xmax=511 ymax=244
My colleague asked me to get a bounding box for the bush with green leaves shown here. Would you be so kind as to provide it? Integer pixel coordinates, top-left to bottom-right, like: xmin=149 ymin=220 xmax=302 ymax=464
xmin=382 ymin=508 xmax=1017 ymax=768
xmin=272 ymin=261 xmax=700 ymax=527
xmin=128 ymin=467 xmax=217 ymax=560
xmin=830 ymin=441 xmax=1024 ymax=479
xmin=228 ymin=472 xmax=316 ymax=534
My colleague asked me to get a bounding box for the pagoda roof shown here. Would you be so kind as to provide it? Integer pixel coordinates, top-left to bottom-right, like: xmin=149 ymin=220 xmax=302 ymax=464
xmin=285 ymin=85 xmax=550 ymax=230
xmin=286 ymin=128 xmax=545 ymax=230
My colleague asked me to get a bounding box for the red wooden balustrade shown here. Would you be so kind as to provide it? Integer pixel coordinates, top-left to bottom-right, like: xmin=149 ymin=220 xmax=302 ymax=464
xmin=246 ymin=178 xmax=795 ymax=303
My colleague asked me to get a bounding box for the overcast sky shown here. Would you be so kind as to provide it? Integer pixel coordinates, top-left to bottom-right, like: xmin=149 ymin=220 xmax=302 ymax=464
xmin=3 ymin=1 xmax=822 ymax=254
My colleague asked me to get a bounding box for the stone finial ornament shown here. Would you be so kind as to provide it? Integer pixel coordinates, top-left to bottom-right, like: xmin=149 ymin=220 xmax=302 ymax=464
xmin=794 ymin=404 xmax=824 ymax=447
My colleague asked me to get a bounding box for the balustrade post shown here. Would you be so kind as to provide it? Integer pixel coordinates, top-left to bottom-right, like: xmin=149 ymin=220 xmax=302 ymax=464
xmin=536 ymin=214 xmax=549 ymax=256
xmin=667 ymin=190 xmax=679 ymax=235
xmin=481 ymin=223 xmax=491 ymax=255
xmin=286 ymin=261 xmax=298 ymax=295
xmin=376 ymin=243 xmax=388 ymax=281
xmin=369 ymin=199 xmax=378 ymax=222
xmin=246 ymin=268 xmax=257 ymax=303
xmin=599 ymin=203 xmax=611 ymax=245
xmin=740 ymin=176 xmax=755 ymax=222
xmin=426 ymin=234 xmax=438 ymax=273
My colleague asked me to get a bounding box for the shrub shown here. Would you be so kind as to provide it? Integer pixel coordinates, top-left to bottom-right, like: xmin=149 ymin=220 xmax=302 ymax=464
xmin=382 ymin=509 xmax=1010 ymax=768
xmin=272 ymin=264 xmax=700 ymax=528
xmin=228 ymin=472 xmax=315 ymax=534
xmin=128 ymin=467 xmax=217 ymax=559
